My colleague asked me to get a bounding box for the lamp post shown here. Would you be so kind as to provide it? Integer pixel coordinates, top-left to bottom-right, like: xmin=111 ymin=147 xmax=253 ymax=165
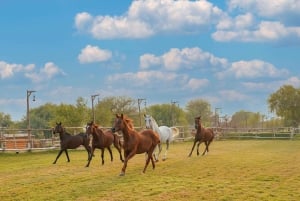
xmin=138 ymin=98 xmax=146 ymax=127
xmin=215 ymin=107 xmax=221 ymax=128
xmin=27 ymin=90 xmax=36 ymax=149
xmin=91 ymin=94 xmax=99 ymax=123
xmin=171 ymin=100 xmax=178 ymax=126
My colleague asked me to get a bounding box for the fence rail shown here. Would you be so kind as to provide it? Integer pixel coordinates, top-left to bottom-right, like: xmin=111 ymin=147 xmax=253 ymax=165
xmin=1 ymin=126 xmax=299 ymax=152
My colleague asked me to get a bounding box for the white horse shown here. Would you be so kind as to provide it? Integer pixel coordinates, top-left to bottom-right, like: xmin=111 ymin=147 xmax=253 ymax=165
xmin=144 ymin=114 xmax=179 ymax=161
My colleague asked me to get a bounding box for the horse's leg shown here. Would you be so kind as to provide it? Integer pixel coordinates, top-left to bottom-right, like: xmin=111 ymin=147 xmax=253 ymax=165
xmin=85 ymin=147 xmax=95 ymax=167
xmin=53 ymin=149 xmax=64 ymax=164
xmin=65 ymin=150 xmax=70 ymax=162
xmin=114 ymin=140 xmax=124 ymax=162
xmin=101 ymin=148 xmax=105 ymax=165
xmin=120 ymin=150 xmax=136 ymax=176
xmin=142 ymin=153 xmax=152 ymax=173
xmin=202 ymin=141 xmax=208 ymax=155
xmin=196 ymin=141 xmax=202 ymax=156
xmin=143 ymin=146 xmax=157 ymax=173
xmin=163 ymin=139 xmax=169 ymax=161
xmin=150 ymin=155 xmax=155 ymax=170
xmin=107 ymin=146 xmax=113 ymax=162
xmin=84 ymin=144 xmax=92 ymax=161
xmin=188 ymin=140 xmax=197 ymax=157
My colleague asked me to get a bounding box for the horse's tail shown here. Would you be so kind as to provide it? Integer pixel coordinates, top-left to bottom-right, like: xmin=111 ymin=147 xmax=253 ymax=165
xmin=170 ymin=127 xmax=180 ymax=138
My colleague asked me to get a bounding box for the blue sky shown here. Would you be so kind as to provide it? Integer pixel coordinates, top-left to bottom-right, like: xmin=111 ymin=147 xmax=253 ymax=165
xmin=0 ymin=0 xmax=299 ymax=121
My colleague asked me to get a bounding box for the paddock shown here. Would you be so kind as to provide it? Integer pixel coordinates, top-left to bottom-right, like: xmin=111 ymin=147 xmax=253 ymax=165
xmin=0 ymin=140 xmax=299 ymax=200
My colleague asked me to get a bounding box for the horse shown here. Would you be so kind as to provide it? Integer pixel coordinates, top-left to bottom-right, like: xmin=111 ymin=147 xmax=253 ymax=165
xmin=144 ymin=114 xmax=179 ymax=161
xmin=188 ymin=116 xmax=214 ymax=157
xmin=52 ymin=122 xmax=92 ymax=164
xmin=85 ymin=121 xmax=124 ymax=167
xmin=111 ymin=114 xmax=160 ymax=176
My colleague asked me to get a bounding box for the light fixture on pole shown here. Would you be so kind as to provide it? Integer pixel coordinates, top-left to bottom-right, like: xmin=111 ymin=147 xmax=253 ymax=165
xmin=27 ymin=90 xmax=36 ymax=150
xmin=91 ymin=94 xmax=99 ymax=123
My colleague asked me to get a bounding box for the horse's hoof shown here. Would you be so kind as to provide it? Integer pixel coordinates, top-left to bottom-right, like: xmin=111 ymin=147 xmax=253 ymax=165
xmin=119 ymin=172 xmax=125 ymax=176
xmin=162 ymin=158 xmax=166 ymax=161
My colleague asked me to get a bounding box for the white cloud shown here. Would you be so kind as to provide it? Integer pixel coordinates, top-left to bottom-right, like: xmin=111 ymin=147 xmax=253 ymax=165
xmin=219 ymin=90 xmax=248 ymax=101
xmin=75 ymin=12 xmax=93 ymax=31
xmin=74 ymin=0 xmax=224 ymax=39
xmin=0 ymin=61 xmax=33 ymax=79
xmin=213 ymin=0 xmax=300 ymax=42
xmin=139 ymin=54 xmax=161 ymax=69
xmin=78 ymin=45 xmax=112 ymax=64
xmin=217 ymin=60 xmax=289 ymax=79
xmin=228 ymin=0 xmax=300 ymax=20
xmin=107 ymin=70 xmax=180 ymax=86
xmin=25 ymin=62 xmax=65 ymax=83
xmin=139 ymin=47 xmax=228 ymax=71
xmin=185 ymin=78 xmax=209 ymax=91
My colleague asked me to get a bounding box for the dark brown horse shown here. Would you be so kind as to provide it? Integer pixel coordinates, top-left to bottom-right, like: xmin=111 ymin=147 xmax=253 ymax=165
xmin=188 ymin=116 xmax=214 ymax=157
xmin=85 ymin=121 xmax=124 ymax=167
xmin=52 ymin=122 xmax=92 ymax=164
xmin=111 ymin=114 xmax=160 ymax=176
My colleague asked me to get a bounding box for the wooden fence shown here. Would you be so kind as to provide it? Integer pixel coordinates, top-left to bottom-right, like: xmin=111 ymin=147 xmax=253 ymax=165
xmin=0 ymin=126 xmax=299 ymax=152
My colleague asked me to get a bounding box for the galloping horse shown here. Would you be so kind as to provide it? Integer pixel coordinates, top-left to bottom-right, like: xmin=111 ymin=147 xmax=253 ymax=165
xmin=52 ymin=122 xmax=92 ymax=164
xmin=112 ymin=114 xmax=160 ymax=176
xmin=85 ymin=121 xmax=124 ymax=167
xmin=188 ymin=116 xmax=214 ymax=157
xmin=144 ymin=114 xmax=179 ymax=161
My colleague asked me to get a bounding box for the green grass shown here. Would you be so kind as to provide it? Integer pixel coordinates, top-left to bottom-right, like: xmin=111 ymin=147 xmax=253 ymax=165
xmin=1 ymin=140 xmax=300 ymax=201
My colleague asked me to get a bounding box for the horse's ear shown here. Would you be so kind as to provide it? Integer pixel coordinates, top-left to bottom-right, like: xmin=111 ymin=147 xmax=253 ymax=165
xmin=59 ymin=122 xmax=62 ymax=125
xmin=121 ymin=113 xmax=124 ymax=119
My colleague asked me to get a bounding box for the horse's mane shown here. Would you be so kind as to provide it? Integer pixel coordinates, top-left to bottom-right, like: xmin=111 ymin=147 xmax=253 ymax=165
xmin=124 ymin=116 xmax=134 ymax=130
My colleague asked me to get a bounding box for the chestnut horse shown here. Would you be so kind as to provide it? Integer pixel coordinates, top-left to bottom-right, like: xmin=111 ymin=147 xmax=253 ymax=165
xmin=53 ymin=122 xmax=92 ymax=164
xmin=111 ymin=114 xmax=160 ymax=176
xmin=188 ymin=116 xmax=214 ymax=157
xmin=85 ymin=121 xmax=124 ymax=167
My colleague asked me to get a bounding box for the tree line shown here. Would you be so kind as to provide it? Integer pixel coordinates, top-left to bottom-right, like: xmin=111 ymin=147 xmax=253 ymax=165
xmin=0 ymin=85 xmax=299 ymax=129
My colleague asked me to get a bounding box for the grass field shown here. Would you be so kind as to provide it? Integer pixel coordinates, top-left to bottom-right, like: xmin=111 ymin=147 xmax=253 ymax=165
xmin=0 ymin=140 xmax=299 ymax=201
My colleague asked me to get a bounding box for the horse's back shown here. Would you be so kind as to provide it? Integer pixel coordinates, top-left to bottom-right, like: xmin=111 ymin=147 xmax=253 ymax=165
xmin=158 ymin=126 xmax=173 ymax=142
xmin=140 ymin=129 xmax=159 ymax=142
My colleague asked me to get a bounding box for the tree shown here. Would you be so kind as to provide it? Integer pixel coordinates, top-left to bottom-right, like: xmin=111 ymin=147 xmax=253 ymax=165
xmin=147 ymin=103 xmax=187 ymax=127
xmin=268 ymin=85 xmax=300 ymax=126
xmin=185 ymin=99 xmax=212 ymax=126
xmin=94 ymin=96 xmax=139 ymax=127
xmin=230 ymin=110 xmax=261 ymax=128
xmin=0 ymin=112 xmax=13 ymax=128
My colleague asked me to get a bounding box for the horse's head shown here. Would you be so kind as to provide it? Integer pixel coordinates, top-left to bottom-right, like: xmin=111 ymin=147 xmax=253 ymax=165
xmin=194 ymin=116 xmax=201 ymax=129
xmin=112 ymin=113 xmax=133 ymax=132
xmin=112 ymin=114 xmax=123 ymax=133
xmin=86 ymin=121 xmax=98 ymax=135
xmin=144 ymin=114 xmax=152 ymax=129
xmin=53 ymin=122 xmax=64 ymax=134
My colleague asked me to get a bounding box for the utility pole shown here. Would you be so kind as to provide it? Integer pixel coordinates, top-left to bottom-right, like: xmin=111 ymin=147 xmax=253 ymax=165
xmin=138 ymin=98 xmax=146 ymax=127
xmin=91 ymin=94 xmax=99 ymax=123
xmin=215 ymin=107 xmax=221 ymax=128
xmin=27 ymin=90 xmax=36 ymax=150
xmin=171 ymin=100 xmax=178 ymax=126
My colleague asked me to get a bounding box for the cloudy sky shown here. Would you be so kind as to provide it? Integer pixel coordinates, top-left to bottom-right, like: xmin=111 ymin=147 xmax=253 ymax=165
xmin=0 ymin=0 xmax=299 ymax=121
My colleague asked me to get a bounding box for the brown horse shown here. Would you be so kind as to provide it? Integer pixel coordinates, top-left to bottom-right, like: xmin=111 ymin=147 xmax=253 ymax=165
xmin=53 ymin=122 xmax=92 ymax=164
xmin=111 ymin=114 xmax=160 ymax=176
xmin=85 ymin=121 xmax=124 ymax=167
xmin=188 ymin=116 xmax=214 ymax=157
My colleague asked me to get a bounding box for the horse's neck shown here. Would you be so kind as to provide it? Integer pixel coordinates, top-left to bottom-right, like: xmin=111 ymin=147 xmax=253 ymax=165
xmin=121 ymin=123 xmax=135 ymax=140
xmin=92 ymin=128 xmax=103 ymax=140
xmin=150 ymin=118 xmax=160 ymax=133
xmin=59 ymin=130 xmax=71 ymax=140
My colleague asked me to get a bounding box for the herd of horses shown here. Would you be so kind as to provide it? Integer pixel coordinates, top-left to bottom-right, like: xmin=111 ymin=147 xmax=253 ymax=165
xmin=52 ymin=114 xmax=215 ymax=176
